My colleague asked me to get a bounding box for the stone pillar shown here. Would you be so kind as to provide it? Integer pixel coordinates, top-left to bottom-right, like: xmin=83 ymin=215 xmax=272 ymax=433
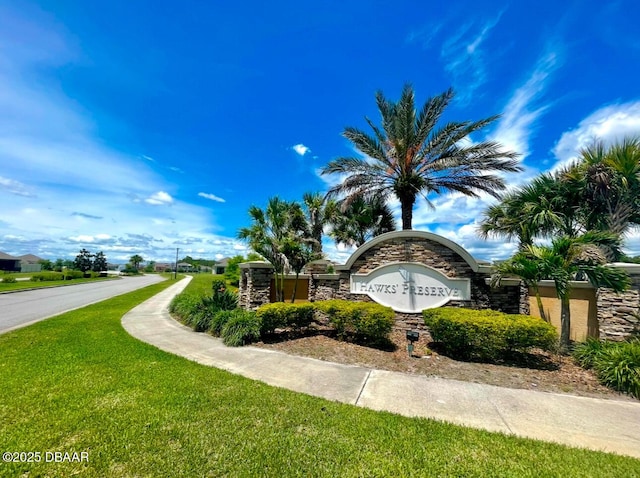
xmin=596 ymin=263 xmax=640 ymax=341
xmin=239 ymin=262 xmax=274 ymax=310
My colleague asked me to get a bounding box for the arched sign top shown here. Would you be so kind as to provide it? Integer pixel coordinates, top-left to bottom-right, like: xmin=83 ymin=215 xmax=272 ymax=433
xmin=336 ymin=230 xmax=480 ymax=273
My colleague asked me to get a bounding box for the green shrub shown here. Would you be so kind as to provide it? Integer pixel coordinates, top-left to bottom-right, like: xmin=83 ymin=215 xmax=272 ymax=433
xmin=314 ymin=300 xmax=394 ymax=344
xmin=256 ymin=302 xmax=316 ymax=335
xmin=209 ymin=310 xmax=236 ymax=336
xmin=221 ymin=311 xmax=261 ymax=346
xmin=210 ymin=281 xmax=238 ymax=311
xmin=573 ymin=338 xmax=613 ymax=369
xmin=1 ymin=276 xmax=17 ymax=283
xmin=169 ymin=293 xmax=201 ymax=321
xmin=423 ymin=308 xmax=557 ymax=361
xmin=30 ymin=272 xmax=64 ymax=282
xmin=66 ymin=270 xmax=84 ymax=280
xmin=574 ymin=339 xmax=640 ymax=398
xmin=595 ymin=340 xmax=640 ymax=398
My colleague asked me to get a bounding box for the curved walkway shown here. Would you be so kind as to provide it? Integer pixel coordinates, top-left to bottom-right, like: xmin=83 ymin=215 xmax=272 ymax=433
xmin=122 ymin=277 xmax=640 ymax=459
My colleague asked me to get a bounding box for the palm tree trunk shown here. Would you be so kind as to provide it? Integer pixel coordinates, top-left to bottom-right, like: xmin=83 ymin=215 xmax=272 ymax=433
xmin=400 ymin=195 xmax=415 ymax=230
xmin=291 ymin=272 xmax=299 ymax=303
xmin=559 ymin=295 xmax=571 ymax=353
xmin=531 ymin=285 xmax=547 ymax=321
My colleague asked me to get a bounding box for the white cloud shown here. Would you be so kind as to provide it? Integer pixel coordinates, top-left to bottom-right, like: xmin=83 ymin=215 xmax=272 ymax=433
xmin=0 ymin=176 xmax=34 ymax=197
xmin=552 ymin=101 xmax=640 ymax=170
xmin=144 ymin=191 xmax=174 ymax=206
xmin=292 ymin=143 xmax=310 ymax=156
xmin=198 ymin=192 xmax=226 ymax=203
xmin=490 ymin=48 xmax=560 ymax=160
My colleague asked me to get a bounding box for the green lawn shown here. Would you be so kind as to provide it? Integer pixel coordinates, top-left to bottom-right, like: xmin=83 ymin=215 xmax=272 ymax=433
xmin=0 ymin=280 xmax=638 ymax=477
xmin=0 ymin=275 xmax=118 ymax=292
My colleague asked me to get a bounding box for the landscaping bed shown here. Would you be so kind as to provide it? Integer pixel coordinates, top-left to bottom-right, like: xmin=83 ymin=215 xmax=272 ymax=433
xmin=254 ymin=328 xmax=636 ymax=401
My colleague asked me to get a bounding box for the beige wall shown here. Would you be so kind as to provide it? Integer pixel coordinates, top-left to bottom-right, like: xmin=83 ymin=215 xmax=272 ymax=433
xmin=270 ymin=277 xmax=309 ymax=303
xmin=529 ymin=285 xmax=598 ymax=341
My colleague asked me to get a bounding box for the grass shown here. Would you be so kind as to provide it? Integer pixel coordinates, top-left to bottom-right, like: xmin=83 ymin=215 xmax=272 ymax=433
xmin=0 ymin=281 xmax=639 ymax=476
xmin=0 ymin=275 xmax=118 ymax=292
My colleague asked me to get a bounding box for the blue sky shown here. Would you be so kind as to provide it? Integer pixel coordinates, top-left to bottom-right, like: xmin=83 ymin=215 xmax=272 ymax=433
xmin=1 ymin=0 xmax=640 ymax=264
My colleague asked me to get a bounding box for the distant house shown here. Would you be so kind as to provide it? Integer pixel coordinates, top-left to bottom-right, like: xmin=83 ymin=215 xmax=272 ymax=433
xmin=154 ymin=262 xmax=172 ymax=272
xmin=0 ymin=251 xmax=21 ymax=272
xmin=214 ymin=257 xmax=231 ymax=275
xmin=177 ymin=262 xmax=194 ymax=272
xmin=18 ymin=254 xmax=44 ymax=273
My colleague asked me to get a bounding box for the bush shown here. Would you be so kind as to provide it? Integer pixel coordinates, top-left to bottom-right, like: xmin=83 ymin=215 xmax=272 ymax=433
xmin=169 ymin=293 xmax=201 ymax=321
xmin=210 ymin=310 xmax=236 ymax=337
xmin=30 ymin=272 xmax=64 ymax=282
xmin=423 ymin=308 xmax=557 ymax=361
xmin=1 ymin=276 xmax=17 ymax=283
xmin=574 ymin=339 xmax=640 ymax=398
xmin=210 ymin=280 xmax=238 ymax=311
xmin=256 ymin=302 xmax=316 ymax=335
xmin=66 ymin=270 xmax=84 ymax=280
xmin=221 ymin=311 xmax=261 ymax=346
xmin=314 ymin=300 xmax=394 ymax=344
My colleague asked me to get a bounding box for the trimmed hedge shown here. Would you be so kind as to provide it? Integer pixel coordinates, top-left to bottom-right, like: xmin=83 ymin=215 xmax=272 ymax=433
xmin=1 ymin=276 xmax=17 ymax=283
xmin=423 ymin=308 xmax=557 ymax=361
xmin=256 ymin=302 xmax=316 ymax=335
xmin=573 ymin=338 xmax=640 ymax=398
xmin=314 ymin=300 xmax=394 ymax=344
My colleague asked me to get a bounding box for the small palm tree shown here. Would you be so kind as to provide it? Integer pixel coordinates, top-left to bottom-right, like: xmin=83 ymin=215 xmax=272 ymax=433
xmin=499 ymin=232 xmax=629 ymax=352
xmin=302 ymin=192 xmax=338 ymax=255
xmin=565 ymin=137 xmax=640 ymax=236
xmin=130 ymin=254 xmax=144 ymax=270
xmin=479 ymin=173 xmax=579 ymax=248
xmin=329 ymin=195 xmax=396 ymax=248
xmin=491 ymin=253 xmax=549 ymax=321
xmin=238 ymin=197 xmax=317 ymax=302
xmin=321 ymin=84 xmax=521 ymax=229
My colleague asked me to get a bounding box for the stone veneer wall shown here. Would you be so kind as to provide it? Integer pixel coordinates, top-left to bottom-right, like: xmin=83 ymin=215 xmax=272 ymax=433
xmin=597 ymin=264 xmax=640 ymax=341
xmin=239 ymin=233 xmax=528 ymax=328
xmin=239 ymin=263 xmax=274 ymax=310
xmin=304 ymin=234 xmax=527 ymax=332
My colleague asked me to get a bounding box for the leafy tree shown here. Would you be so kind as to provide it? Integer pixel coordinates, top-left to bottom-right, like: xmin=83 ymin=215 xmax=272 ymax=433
xmin=144 ymin=261 xmax=156 ymax=273
xmin=224 ymin=253 xmax=262 ymax=287
xmin=74 ymin=248 xmax=93 ymax=273
xmin=321 ymin=84 xmax=521 ymax=229
xmin=329 ymin=195 xmax=396 ymax=247
xmin=129 ymin=254 xmax=144 ymax=270
xmin=92 ymin=251 xmax=108 ymax=272
xmin=38 ymin=259 xmax=53 ymax=271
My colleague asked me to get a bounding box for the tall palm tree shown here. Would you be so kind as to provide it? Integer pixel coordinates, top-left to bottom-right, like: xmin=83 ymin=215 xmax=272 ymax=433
xmin=329 ymin=195 xmax=396 ymax=248
xmin=501 ymin=232 xmax=629 ymax=352
xmin=321 ymin=84 xmax=522 ymax=229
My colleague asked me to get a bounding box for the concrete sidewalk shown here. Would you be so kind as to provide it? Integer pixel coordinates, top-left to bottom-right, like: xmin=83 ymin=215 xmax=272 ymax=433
xmin=122 ymin=277 xmax=640 ymax=459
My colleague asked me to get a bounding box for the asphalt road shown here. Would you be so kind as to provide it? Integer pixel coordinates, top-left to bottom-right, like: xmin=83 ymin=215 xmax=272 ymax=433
xmin=0 ymin=275 xmax=166 ymax=335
